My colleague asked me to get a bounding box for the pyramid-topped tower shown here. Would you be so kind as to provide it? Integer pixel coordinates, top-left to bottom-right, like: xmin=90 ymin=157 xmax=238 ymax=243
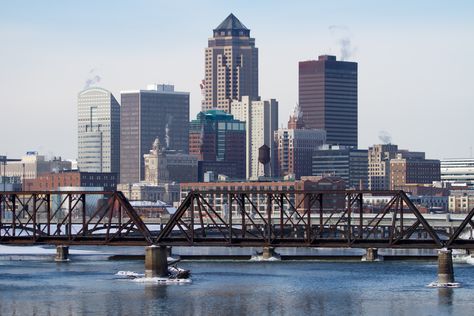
xmin=202 ymin=13 xmax=259 ymax=113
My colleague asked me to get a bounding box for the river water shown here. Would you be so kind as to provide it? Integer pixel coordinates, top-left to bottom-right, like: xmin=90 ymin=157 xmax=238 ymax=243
xmin=0 ymin=246 xmax=474 ymax=315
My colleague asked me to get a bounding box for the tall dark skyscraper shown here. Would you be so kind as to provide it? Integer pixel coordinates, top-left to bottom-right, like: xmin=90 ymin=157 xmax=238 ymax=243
xmin=299 ymin=55 xmax=358 ymax=147
xmin=120 ymin=84 xmax=189 ymax=184
xmin=202 ymin=13 xmax=258 ymax=113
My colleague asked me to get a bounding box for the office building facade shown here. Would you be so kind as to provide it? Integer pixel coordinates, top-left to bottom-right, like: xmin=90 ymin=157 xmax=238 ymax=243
xmin=390 ymin=155 xmax=441 ymax=190
xmin=120 ymin=84 xmax=189 ymax=184
xmin=231 ymin=96 xmax=278 ymax=179
xmin=77 ymin=87 xmax=120 ymax=174
xmin=189 ymin=110 xmax=246 ymax=180
xmin=312 ymin=145 xmax=368 ymax=189
xmin=144 ymin=138 xmax=198 ymax=184
xmin=202 ymin=14 xmax=258 ymax=112
xmin=441 ymin=158 xmax=474 ymax=188
xmin=23 ymin=171 xmax=117 ymax=191
xmin=299 ymin=55 xmax=357 ymax=146
xmin=2 ymin=152 xmax=71 ymax=181
xmin=274 ymin=109 xmax=326 ymax=179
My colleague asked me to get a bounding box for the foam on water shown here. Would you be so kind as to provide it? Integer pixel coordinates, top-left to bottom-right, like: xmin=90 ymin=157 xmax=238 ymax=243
xmin=115 ymin=270 xmax=192 ymax=284
xmin=249 ymin=255 xmax=281 ymax=261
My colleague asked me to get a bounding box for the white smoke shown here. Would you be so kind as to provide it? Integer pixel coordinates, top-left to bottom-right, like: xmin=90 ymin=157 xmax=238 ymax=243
xmin=378 ymin=130 xmax=392 ymax=144
xmin=328 ymin=25 xmax=356 ymax=61
xmin=84 ymin=68 xmax=102 ymax=89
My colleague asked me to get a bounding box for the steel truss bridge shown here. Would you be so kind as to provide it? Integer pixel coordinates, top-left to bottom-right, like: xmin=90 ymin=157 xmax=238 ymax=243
xmin=1 ymin=190 xmax=474 ymax=249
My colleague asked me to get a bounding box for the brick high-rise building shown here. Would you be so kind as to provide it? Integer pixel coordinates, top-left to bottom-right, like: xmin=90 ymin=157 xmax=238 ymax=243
xmin=368 ymin=144 xmax=400 ymax=190
xmin=390 ymin=154 xmax=441 ymax=190
xmin=274 ymin=106 xmax=326 ymax=179
xmin=189 ymin=110 xmax=246 ymax=180
xmin=201 ymin=13 xmax=258 ymax=112
xmin=299 ymin=55 xmax=358 ymax=147
xmin=120 ymin=84 xmax=189 ymax=184
xmin=368 ymin=143 xmax=440 ymax=190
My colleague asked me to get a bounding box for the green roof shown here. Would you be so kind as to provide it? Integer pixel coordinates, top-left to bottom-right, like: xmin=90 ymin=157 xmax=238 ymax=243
xmin=214 ymin=13 xmax=248 ymax=31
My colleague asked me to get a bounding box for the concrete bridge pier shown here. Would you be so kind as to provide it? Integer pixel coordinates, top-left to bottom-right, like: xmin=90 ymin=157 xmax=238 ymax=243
xmin=362 ymin=248 xmax=382 ymax=261
xmin=437 ymin=249 xmax=455 ymax=285
xmin=145 ymin=245 xmax=168 ymax=278
xmin=54 ymin=245 xmax=69 ymax=262
xmin=262 ymin=246 xmax=278 ymax=259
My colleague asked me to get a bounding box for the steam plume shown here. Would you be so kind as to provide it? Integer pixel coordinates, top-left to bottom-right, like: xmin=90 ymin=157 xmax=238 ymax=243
xmin=378 ymin=131 xmax=392 ymax=144
xmin=84 ymin=68 xmax=102 ymax=89
xmin=328 ymin=25 xmax=356 ymax=61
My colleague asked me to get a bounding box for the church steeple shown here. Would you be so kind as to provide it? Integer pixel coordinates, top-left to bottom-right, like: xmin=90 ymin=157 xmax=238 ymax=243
xmin=288 ymin=103 xmax=305 ymax=129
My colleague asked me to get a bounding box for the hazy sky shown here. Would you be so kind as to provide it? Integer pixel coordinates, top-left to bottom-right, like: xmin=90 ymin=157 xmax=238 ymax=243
xmin=1 ymin=0 xmax=473 ymax=160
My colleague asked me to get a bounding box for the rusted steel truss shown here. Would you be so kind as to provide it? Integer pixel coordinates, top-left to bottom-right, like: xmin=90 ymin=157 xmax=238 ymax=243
xmin=156 ymin=190 xmax=446 ymax=248
xmin=2 ymin=190 xmax=474 ymax=249
xmin=0 ymin=191 xmax=153 ymax=245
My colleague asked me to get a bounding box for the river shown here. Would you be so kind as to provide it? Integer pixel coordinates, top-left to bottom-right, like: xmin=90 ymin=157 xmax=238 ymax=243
xmin=0 ymin=246 xmax=473 ymax=315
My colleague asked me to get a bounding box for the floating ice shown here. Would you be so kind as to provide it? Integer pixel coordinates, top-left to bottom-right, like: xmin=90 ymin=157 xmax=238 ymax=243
xmin=250 ymin=254 xmax=281 ymax=261
xmin=427 ymin=281 xmax=461 ymax=288
xmin=133 ymin=277 xmax=192 ymax=284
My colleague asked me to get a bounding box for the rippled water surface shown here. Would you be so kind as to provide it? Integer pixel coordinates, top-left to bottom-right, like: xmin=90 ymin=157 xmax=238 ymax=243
xmin=1 ymin=249 xmax=474 ymax=315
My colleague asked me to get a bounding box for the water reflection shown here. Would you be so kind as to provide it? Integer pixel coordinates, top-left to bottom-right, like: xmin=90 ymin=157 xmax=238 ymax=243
xmin=438 ymin=288 xmax=454 ymax=306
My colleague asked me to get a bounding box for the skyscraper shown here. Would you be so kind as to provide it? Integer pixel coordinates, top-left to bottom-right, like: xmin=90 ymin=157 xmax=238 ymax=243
xmin=202 ymin=13 xmax=258 ymax=112
xmin=77 ymin=87 xmax=120 ymax=174
xmin=231 ymin=96 xmax=278 ymax=179
xmin=120 ymin=84 xmax=189 ymax=184
xmin=299 ymin=55 xmax=358 ymax=147
xmin=189 ymin=110 xmax=246 ymax=180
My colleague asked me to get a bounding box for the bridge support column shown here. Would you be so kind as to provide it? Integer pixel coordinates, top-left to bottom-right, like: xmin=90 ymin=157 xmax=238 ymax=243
xmin=262 ymin=247 xmax=279 ymax=259
xmin=145 ymin=245 xmax=168 ymax=278
xmin=437 ymin=249 xmax=455 ymax=285
xmin=362 ymin=248 xmax=381 ymax=261
xmin=262 ymin=247 xmax=274 ymax=259
xmin=54 ymin=245 xmax=69 ymax=262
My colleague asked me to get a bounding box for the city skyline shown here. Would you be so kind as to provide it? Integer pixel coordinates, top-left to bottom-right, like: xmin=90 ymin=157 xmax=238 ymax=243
xmin=1 ymin=1 xmax=473 ymax=160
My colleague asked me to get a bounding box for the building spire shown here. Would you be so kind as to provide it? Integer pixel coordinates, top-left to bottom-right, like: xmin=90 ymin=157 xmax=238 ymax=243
xmin=288 ymin=103 xmax=305 ymax=129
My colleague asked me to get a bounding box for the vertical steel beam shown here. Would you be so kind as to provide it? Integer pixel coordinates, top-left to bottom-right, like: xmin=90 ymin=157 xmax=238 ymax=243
xmin=319 ymin=194 xmax=323 ymax=238
xmin=190 ymin=193 xmax=194 ymax=243
xmin=82 ymin=194 xmax=86 ymax=237
xmin=12 ymin=194 xmax=16 ymax=237
xmin=241 ymin=193 xmax=246 ymax=238
xmin=359 ymin=193 xmax=363 ymax=239
xmin=280 ymin=194 xmax=284 ymax=239
xmin=46 ymin=193 xmax=51 ymax=236
xmin=266 ymin=193 xmax=272 ymax=243
xmin=306 ymin=194 xmax=311 ymax=243
xmin=32 ymin=194 xmax=37 ymax=239
xmin=228 ymin=193 xmax=233 ymax=243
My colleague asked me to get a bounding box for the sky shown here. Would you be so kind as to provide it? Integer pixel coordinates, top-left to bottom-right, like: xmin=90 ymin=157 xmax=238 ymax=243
xmin=1 ymin=0 xmax=473 ymax=160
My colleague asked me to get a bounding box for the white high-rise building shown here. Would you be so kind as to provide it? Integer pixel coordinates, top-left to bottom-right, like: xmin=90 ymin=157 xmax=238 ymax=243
xmin=78 ymin=87 xmax=120 ymax=174
xmin=441 ymin=158 xmax=474 ymax=188
xmin=231 ymin=96 xmax=278 ymax=179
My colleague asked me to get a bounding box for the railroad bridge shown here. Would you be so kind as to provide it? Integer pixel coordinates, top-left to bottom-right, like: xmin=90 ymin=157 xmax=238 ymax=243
xmin=1 ymin=189 xmax=473 ymax=284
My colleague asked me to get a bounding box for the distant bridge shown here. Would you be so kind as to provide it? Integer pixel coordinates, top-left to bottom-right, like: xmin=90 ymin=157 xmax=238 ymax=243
xmin=0 ymin=190 xmax=473 ymax=249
